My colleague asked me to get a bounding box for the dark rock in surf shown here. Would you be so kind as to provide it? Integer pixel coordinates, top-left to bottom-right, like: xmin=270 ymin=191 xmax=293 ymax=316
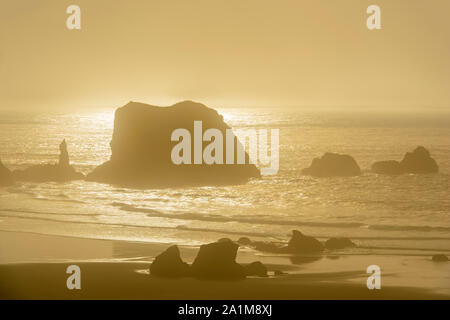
xmin=372 ymin=146 xmax=438 ymax=175
xmin=324 ymin=237 xmax=356 ymax=250
xmin=150 ymin=245 xmax=191 ymax=277
xmin=0 ymin=158 xmax=14 ymax=187
xmin=191 ymin=240 xmax=245 ymax=279
xmin=86 ymin=101 xmax=260 ymax=187
xmin=244 ymin=261 xmax=268 ymax=277
xmin=274 ymin=270 xmax=287 ymax=276
xmin=237 ymin=237 xmax=252 ymax=246
xmin=432 ymin=254 xmax=449 ymax=262
xmin=283 ymin=230 xmax=324 ymax=253
xmin=252 ymin=241 xmax=283 ymax=253
xmin=302 ymin=153 xmax=361 ymax=177
xmin=12 ymin=140 xmax=84 ymax=182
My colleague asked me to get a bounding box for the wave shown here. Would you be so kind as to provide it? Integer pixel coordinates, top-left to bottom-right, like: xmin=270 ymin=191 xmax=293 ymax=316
xmin=33 ymin=196 xmax=85 ymax=204
xmin=117 ymin=204 xmax=366 ymax=228
xmin=0 ymin=208 xmax=101 ymax=217
xmin=1 ymin=211 xmax=450 ymax=253
xmin=116 ymin=204 xmax=450 ymax=233
xmin=368 ymin=224 xmax=450 ymax=232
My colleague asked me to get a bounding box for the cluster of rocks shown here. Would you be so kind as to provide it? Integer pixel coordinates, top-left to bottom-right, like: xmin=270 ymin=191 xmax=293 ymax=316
xmin=237 ymin=230 xmax=357 ymax=254
xmin=0 ymin=100 xmax=441 ymax=187
xmin=0 ymin=140 xmax=84 ymax=186
xmin=302 ymin=147 xmax=439 ymax=177
xmin=150 ymin=238 xmax=268 ymax=279
xmin=1 ymin=101 xmax=260 ymax=188
xmin=150 ymin=231 xmax=360 ymax=279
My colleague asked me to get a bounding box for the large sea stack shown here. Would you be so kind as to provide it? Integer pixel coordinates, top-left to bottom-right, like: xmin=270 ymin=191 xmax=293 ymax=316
xmin=0 ymin=158 xmax=14 ymax=187
xmin=86 ymin=101 xmax=260 ymax=187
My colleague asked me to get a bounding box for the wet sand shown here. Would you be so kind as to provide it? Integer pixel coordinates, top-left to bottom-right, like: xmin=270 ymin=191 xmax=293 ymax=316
xmin=0 ymin=231 xmax=448 ymax=300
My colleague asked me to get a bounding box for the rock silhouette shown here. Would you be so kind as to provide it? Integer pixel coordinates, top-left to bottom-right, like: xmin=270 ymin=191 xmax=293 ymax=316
xmin=191 ymin=240 xmax=245 ymax=279
xmin=13 ymin=140 xmax=84 ymax=182
xmin=58 ymin=139 xmax=70 ymax=168
xmin=0 ymin=158 xmax=14 ymax=187
xmin=283 ymin=230 xmax=324 ymax=253
xmin=87 ymin=101 xmax=260 ymax=187
xmin=237 ymin=237 xmax=252 ymax=246
xmin=324 ymin=237 xmax=356 ymax=250
xmin=401 ymin=146 xmax=439 ymax=173
xmin=244 ymin=261 xmax=268 ymax=277
xmin=302 ymin=153 xmax=361 ymax=177
xmin=372 ymin=146 xmax=439 ymax=175
xmin=432 ymin=254 xmax=449 ymax=262
xmin=235 ymin=232 xmax=324 ymax=254
xmin=251 ymin=241 xmax=283 ymax=253
xmin=150 ymin=245 xmax=191 ymax=277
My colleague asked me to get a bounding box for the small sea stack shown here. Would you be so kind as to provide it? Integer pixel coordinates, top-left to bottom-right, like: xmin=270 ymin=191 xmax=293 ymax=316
xmin=372 ymin=146 xmax=439 ymax=175
xmin=12 ymin=139 xmax=84 ymax=182
xmin=302 ymin=153 xmax=361 ymax=177
xmin=191 ymin=239 xmax=246 ymax=280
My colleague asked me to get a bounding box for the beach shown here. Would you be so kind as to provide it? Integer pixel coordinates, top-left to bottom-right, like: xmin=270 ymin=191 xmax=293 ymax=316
xmin=1 ymin=231 xmax=448 ymax=300
xmin=1 ymin=108 xmax=450 ymax=300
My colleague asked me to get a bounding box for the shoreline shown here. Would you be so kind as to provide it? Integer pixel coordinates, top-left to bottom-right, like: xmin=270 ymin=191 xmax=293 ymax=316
xmin=1 ymin=230 xmax=449 ymax=300
xmin=1 ymin=261 xmax=447 ymax=300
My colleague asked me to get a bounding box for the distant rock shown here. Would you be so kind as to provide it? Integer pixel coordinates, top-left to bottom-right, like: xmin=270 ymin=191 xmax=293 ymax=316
xmin=432 ymin=254 xmax=449 ymax=262
xmin=252 ymin=241 xmax=283 ymax=253
xmin=237 ymin=237 xmax=252 ymax=246
xmin=274 ymin=270 xmax=287 ymax=276
xmin=372 ymin=146 xmax=438 ymax=175
xmin=191 ymin=240 xmax=245 ymax=279
xmin=282 ymin=230 xmax=324 ymax=253
xmin=150 ymin=245 xmax=191 ymax=277
xmin=401 ymin=146 xmax=439 ymax=174
xmin=324 ymin=237 xmax=356 ymax=250
xmin=86 ymin=101 xmax=260 ymax=187
xmin=0 ymin=158 xmax=14 ymax=187
xmin=302 ymin=153 xmax=361 ymax=177
xmin=244 ymin=261 xmax=268 ymax=277
xmin=13 ymin=140 xmax=84 ymax=182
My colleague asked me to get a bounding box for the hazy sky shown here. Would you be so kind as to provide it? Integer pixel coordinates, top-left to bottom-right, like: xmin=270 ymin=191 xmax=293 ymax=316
xmin=1 ymin=0 xmax=449 ymax=111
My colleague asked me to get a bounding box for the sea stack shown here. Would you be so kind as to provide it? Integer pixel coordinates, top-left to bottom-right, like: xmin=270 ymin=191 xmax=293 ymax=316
xmin=190 ymin=239 xmax=246 ymax=279
xmin=150 ymin=245 xmax=191 ymax=277
xmin=86 ymin=101 xmax=260 ymax=187
xmin=0 ymin=158 xmax=14 ymax=187
xmin=12 ymin=140 xmax=84 ymax=182
xmin=283 ymin=230 xmax=324 ymax=253
xmin=302 ymin=153 xmax=361 ymax=177
xmin=372 ymin=146 xmax=439 ymax=175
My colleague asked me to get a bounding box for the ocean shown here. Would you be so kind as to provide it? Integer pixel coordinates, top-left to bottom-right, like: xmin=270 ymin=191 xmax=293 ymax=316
xmin=1 ymin=107 xmax=450 ymax=257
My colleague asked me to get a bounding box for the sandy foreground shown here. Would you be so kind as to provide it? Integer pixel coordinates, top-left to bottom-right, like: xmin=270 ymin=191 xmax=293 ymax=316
xmin=0 ymin=231 xmax=448 ymax=300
